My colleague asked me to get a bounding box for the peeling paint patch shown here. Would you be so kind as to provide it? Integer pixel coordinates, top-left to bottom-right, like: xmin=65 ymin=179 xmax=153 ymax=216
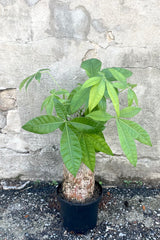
xmin=0 ymin=0 xmax=15 ymax=7
xmin=0 ymin=111 xmax=6 ymax=129
xmin=24 ymin=0 xmax=40 ymax=7
xmin=2 ymin=110 xmax=21 ymax=133
xmin=92 ymin=19 xmax=107 ymax=33
xmin=49 ymin=1 xmax=90 ymax=40
xmin=0 ymin=89 xmax=17 ymax=111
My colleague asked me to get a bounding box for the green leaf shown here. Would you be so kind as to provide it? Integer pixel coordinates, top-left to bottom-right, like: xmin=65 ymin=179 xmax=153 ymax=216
xmin=104 ymin=89 xmax=110 ymax=98
xmin=128 ymin=89 xmax=138 ymax=106
xmin=112 ymin=81 xmax=127 ymax=89
xmin=88 ymin=133 xmax=113 ymax=155
xmin=89 ymin=80 xmax=106 ymax=111
xmin=19 ymin=75 xmax=35 ymax=90
xmin=55 ymin=89 xmax=69 ymax=96
xmin=39 ymin=68 xmax=50 ymax=72
xmin=116 ymin=119 xmax=137 ymax=166
xmin=35 ymin=72 xmax=41 ymax=82
xmin=98 ymin=96 xmax=106 ymax=111
xmin=70 ymin=117 xmax=105 ymax=133
xmin=22 ymin=115 xmax=64 ymax=134
xmin=127 ymin=83 xmax=137 ymax=89
xmin=112 ymin=68 xmax=132 ymax=78
xmin=19 ymin=69 xmax=49 ymax=90
xmin=96 ymin=131 xmax=105 ymax=140
xmin=25 ymin=75 xmax=35 ymax=90
xmin=108 ymin=68 xmax=127 ymax=83
xmin=132 ymin=90 xmax=138 ymax=106
xmin=50 ymin=89 xmax=56 ymax=94
xmin=60 ymin=124 xmax=82 ymax=177
xmin=128 ymin=89 xmax=134 ymax=106
xmin=101 ymin=69 xmax=116 ymax=82
xmin=86 ymin=110 xmax=113 ymax=122
xmin=70 ymin=87 xmax=90 ymax=113
xmin=106 ymin=81 xmax=120 ymax=116
xmin=81 ymin=58 xmax=102 ymax=77
xmin=118 ymin=119 xmax=152 ymax=146
xmin=41 ymin=95 xmax=54 ymax=115
xmin=79 ymin=134 xmax=95 ymax=172
xmin=54 ymin=98 xmax=67 ymax=120
xmin=19 ymin=75 xmax=33 ymax=90
xmin=120 ymin=107 xmax=141 ymax=118
xmin=82 ymin=76 xmax=102 ymax=88
xmin=102 ymin=68 xmax=132 ymax=82
xmin=68 ymin=85 xmax=81 ymax=102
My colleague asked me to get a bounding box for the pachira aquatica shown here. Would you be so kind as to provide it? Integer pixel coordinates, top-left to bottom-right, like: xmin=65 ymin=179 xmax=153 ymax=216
xmin=19 ymin=58 xmax=152 ymax=177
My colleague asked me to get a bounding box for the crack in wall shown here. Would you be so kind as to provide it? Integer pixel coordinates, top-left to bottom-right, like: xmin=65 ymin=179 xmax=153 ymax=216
xmin=0 ymin=148 xmax=30 ymax=155
xmin=87 ymin=38 xmax=111 ymax=50
xmin=106 ymin=154 xmax=159 ymax=161
xmin=127 ymin=66 xmax=160 ymax=71
xmin=0 ymin=88 xmax=16 ymax=92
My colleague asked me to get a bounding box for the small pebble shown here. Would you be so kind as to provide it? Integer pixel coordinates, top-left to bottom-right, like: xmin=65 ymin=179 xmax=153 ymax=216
xmin=119 ymin=232 xmax=126 ymax=237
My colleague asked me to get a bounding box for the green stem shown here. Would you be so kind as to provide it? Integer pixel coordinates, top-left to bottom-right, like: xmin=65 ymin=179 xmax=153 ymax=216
xmin=44 ymin=70 xmax=61 ymax=89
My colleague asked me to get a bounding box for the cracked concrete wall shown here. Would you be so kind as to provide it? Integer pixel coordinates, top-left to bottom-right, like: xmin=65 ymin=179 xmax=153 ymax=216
xmin=0 ymin=0 xmax=159 ymax=184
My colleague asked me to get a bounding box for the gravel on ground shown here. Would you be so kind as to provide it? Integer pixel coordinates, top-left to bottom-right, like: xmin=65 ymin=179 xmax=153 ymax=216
xmin=0 ymin=179 xmax=159 ymax=240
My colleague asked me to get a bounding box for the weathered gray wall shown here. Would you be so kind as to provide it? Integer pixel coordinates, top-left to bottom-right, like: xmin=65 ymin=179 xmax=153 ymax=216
xmin=0 ymin=0 xmax=159 ymax=183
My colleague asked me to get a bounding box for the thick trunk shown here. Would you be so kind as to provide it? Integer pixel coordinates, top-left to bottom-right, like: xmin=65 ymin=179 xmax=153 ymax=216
xmin=62 ymin=163 xmax=95 ymax=202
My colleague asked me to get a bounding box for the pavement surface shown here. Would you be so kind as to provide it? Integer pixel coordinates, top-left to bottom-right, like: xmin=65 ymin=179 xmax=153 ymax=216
xmin=0 ymin=180 xmax=159 ymax=240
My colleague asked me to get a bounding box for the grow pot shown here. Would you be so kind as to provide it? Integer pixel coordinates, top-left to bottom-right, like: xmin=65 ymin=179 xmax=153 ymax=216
xmin=57 ymin=181 xmax=102 ymax=234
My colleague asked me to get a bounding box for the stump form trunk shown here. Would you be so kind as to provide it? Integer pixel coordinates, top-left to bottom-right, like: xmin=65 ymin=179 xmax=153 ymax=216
xmin=62 ymin=163 xmax=95 ymax=202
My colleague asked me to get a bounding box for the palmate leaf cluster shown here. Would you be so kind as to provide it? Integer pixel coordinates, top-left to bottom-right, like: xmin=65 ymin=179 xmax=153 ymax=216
xmin=20 ymin=59 xmax=152 ymax=177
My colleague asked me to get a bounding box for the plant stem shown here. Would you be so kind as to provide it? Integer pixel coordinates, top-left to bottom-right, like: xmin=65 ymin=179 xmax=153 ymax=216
xmin=44 ymin=70 xmax=61 ymax=89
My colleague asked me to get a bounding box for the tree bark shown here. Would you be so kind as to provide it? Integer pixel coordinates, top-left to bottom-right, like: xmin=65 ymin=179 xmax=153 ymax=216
xmin=62 ymin=163 xmax=95 ymax=202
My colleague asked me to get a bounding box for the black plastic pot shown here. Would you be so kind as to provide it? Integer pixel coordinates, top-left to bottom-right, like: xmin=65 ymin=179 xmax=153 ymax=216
xmin=57 ymin=181 xmax=102 ymax=234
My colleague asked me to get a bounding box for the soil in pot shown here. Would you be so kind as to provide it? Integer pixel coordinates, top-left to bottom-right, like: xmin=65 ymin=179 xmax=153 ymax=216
xmin=57 ymin=181 xmax=102 ymax=234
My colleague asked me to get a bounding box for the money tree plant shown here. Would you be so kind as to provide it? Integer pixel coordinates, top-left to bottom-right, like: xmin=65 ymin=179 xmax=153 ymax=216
xmin=19 ymin=58 xmax=152 ymax=202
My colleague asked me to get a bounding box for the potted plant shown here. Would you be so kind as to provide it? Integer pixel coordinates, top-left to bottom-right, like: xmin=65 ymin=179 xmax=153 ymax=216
xmin=19 ymin=58 xmax=152 ymax=233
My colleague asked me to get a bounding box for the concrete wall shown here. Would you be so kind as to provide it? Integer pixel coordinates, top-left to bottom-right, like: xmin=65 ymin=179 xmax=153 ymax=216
xmin=0 ymin=0 xmax=159 ymax=183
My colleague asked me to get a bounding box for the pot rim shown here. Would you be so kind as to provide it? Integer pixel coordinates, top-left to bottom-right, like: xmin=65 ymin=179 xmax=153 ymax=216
xmin=57 ymin=181 xmax=102 ymax=206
